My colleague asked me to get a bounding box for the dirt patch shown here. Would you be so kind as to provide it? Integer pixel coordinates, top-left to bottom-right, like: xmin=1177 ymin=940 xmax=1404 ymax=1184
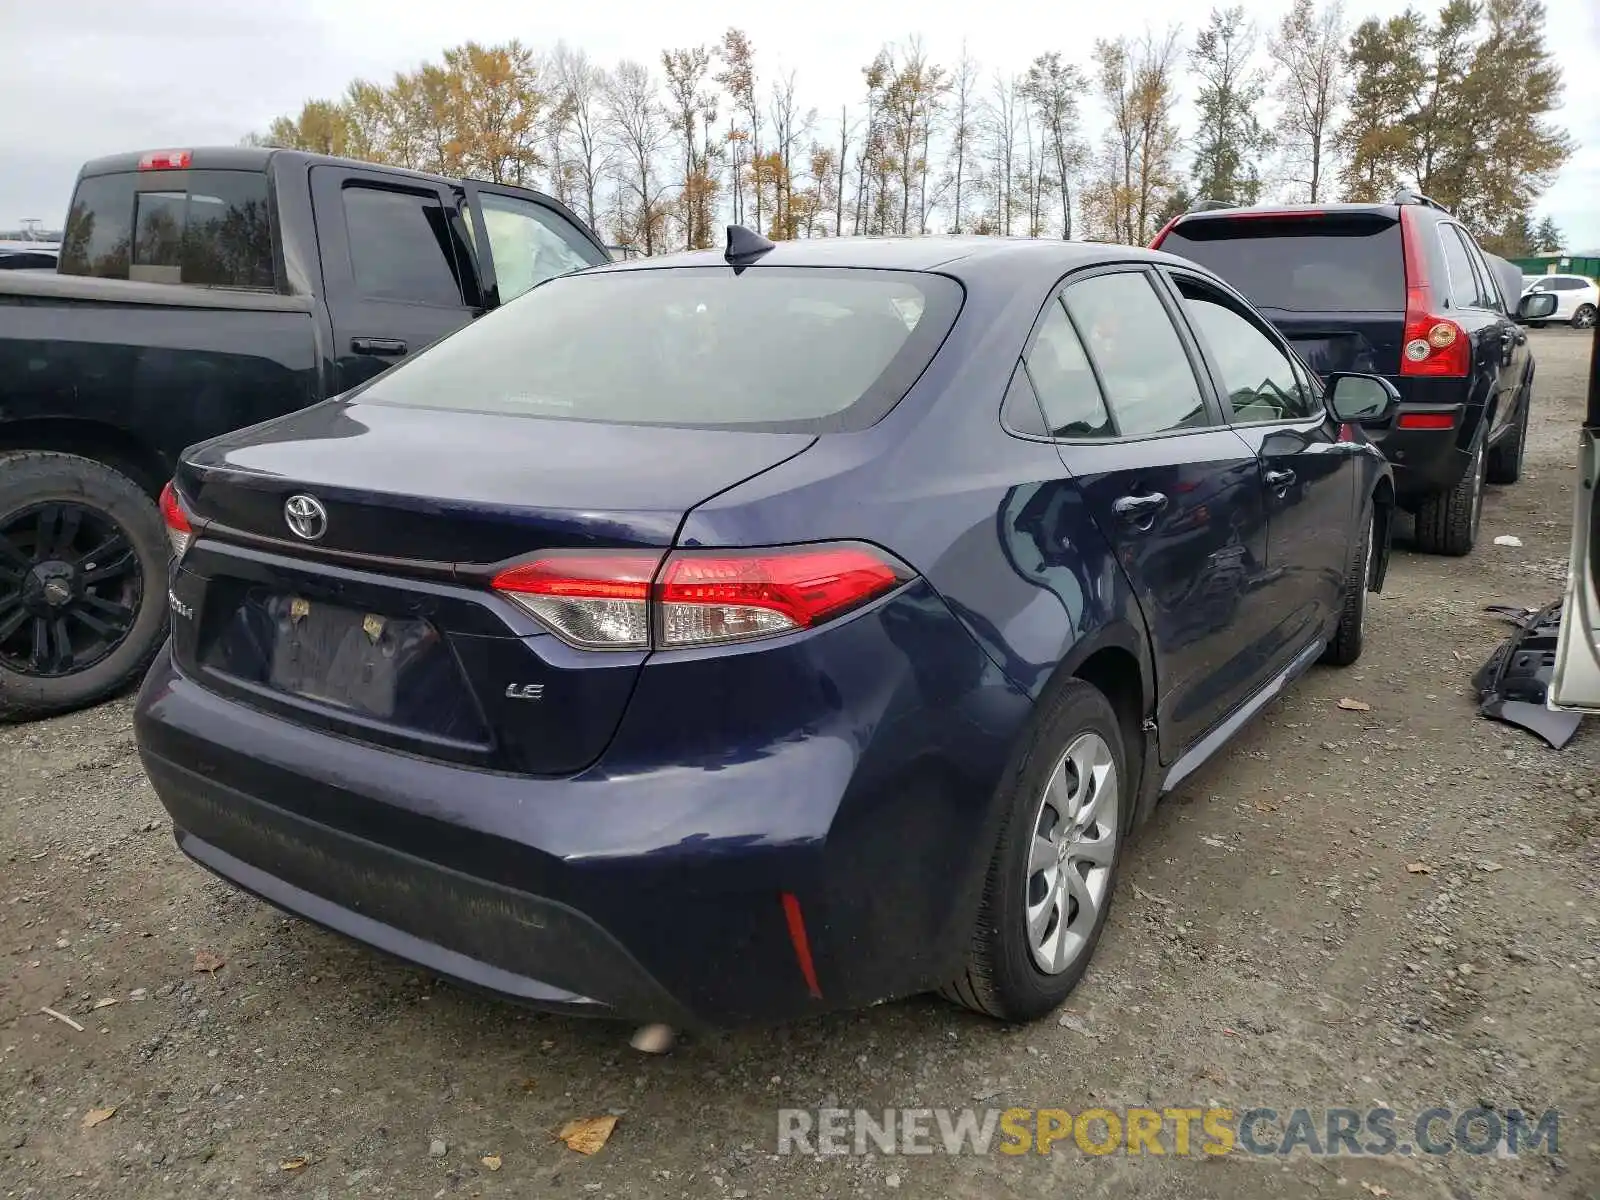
xmin=3 ymin=330 xmax=1597 ymax=1199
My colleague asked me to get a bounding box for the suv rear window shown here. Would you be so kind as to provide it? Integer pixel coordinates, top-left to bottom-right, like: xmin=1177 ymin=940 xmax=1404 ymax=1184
xmin=360 ymin=266 xmax=963 ymax=433
xmin=60 ymin=170 xmax=275 ymax=289
xmin=1161 ymin=213 xmax=1403 ymax=313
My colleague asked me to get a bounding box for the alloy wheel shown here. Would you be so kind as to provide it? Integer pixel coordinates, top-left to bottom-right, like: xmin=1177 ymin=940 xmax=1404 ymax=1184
xmin=0 ymin=502 xmax=143 ymax=677
xmin=1024 ymin=731 xmax=1119 ymax=975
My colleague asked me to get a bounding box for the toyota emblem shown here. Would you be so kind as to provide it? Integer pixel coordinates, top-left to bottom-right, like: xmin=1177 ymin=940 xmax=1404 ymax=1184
xmin=283 ymin=494 xmax=328 ymax=541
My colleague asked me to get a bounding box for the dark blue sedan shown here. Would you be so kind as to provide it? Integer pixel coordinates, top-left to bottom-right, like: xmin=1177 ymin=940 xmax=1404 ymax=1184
xmin=134 ymin=231 xmax=1397 ymax=1028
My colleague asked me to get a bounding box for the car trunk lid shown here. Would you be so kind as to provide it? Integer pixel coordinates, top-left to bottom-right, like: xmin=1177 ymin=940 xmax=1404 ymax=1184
xmin=169 ymin=400 xmax=814 ymax=774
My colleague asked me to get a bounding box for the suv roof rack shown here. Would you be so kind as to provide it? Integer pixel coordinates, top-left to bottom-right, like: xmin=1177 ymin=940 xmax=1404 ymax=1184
xmin=1187 ymin=198 xmax=1236 ymax=214
xmin=1393 ymin=188 xmax=1452 ymax=215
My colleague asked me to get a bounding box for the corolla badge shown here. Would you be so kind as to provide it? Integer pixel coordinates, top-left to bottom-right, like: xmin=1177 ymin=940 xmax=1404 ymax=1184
xmin=283 ymin=494 xmax=328 ymax=541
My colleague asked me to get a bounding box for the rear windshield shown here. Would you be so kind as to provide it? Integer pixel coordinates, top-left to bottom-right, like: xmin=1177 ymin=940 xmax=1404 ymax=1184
xmin=1161 ymin=214 xmax=1403 ymax=313
xmin=59 ymin=170 xmax=275 ymax=289
xmin=359 ymin=266 xmax=963 ymax=432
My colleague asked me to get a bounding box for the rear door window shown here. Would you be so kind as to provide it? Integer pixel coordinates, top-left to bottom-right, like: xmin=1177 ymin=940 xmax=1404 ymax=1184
xmin=341 ymin=185 xmax=465 ymax=307
xmin=1061 ymin=271 xmax=1210 ymax=437
xmin=1159 ymin=214 xmax=1404 ymax=312
xmin=62 ymin=170 xmax=274 ymax=288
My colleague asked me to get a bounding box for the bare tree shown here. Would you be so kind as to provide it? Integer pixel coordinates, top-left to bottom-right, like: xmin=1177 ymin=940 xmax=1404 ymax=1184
xmin=603 ymin=60 xmax=669 ymax=254
xmin=551 ymin=44 xmax=611 ymax=231
xmin=1084 ymin=29 xmax=1182 ymax=243
xmin=715 ymin=30 xmax=762 ymax=232
xmin=982 ymin=73 xmax=1022 ymax=235
xmin=1270 ymin=0 xmax=1347 ymax=202
xmin=663 ymin=45 xmax=714 ymax=249
xmin=944 ymin=44 xmax=981 ymax=233
xmin=1021 ymin=52 xmax=1088 ymax=239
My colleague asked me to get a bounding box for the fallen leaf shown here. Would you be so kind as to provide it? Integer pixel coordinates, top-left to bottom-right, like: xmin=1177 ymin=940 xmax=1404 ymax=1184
xmin=1492 ymin=534 xmax=1523 ymax=548
xmin=92 ymin=997 xmax=119 ymax=1010
xmin=557 ymin=1115 xmax=617 ymax=1155
xmin=280 ymin=1157 xmax=308 ymax=1172
xmin=1478 ymin=861 xmax=1505 ymax=873
xmin=1406 ymin=862 xmax=1432 ymax=875
xmin=1130 ymin=883 xmax=1172 ymax=906
xmin=1337 ymin=698 xmax=1372 ymax=712
xmin=481 ymin=1155 xmax=502 ymax=1171
xmin=193 ymin=950 xmax=225 ymax=975
xmin=1361 ymin=1184 xmax=1391 ymax=1198
xmin=519 ymin=1078 xmax=537 ymax=1093
xmin=81 ymin=1107 xmax=116 ymax=1129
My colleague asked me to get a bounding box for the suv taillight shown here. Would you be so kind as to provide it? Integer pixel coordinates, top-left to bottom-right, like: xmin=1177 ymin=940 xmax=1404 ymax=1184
xmin=492 ymin=543 xmax=911 ymax=651
xmin=1399 ymin=208 xmax=1470 ymax=378
xmin=159 ymin=481 xmax=193 ymax=558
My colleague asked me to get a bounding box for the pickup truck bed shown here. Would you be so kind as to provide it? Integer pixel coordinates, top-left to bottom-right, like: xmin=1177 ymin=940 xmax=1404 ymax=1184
xmin=0 ymin=146 xmax=608 ymax=720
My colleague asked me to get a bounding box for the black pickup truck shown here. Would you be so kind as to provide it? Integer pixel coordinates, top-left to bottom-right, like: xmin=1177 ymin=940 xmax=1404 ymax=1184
xmin=0 ymin=147 xmax=609 ymax=720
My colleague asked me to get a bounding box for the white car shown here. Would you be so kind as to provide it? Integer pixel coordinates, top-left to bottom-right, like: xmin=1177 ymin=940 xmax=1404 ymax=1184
xmin=1521 ymin=273 xmax=1599 ymax=328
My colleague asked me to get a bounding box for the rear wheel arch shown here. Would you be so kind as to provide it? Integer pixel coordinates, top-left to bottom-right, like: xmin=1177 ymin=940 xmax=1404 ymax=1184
xmin=0 ymin=419 xmax=169 ymax=498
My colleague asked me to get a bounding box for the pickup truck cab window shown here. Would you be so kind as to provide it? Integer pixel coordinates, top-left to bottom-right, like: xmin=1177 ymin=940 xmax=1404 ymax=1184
xmin=63 ymin=169 xmax=273 ymax=288
xmin=473 ymin=191 xmax=606 ymax=301
xmin=341 ymin=185 xmax=465 ymax=308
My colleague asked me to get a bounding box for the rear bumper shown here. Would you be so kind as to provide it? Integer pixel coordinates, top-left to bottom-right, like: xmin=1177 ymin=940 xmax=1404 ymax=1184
xmin=1368 ymin=404 xmax=1469 ymax=501
xmin=134 ymin=583 xmax=1032 ymax=1027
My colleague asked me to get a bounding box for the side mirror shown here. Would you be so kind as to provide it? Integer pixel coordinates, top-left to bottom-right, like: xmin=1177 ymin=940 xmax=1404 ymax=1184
xmin=1517 ymin=291 xmax=1558 ymax=322
xmin=1327 ymin=372 xmax=1400 ymax=424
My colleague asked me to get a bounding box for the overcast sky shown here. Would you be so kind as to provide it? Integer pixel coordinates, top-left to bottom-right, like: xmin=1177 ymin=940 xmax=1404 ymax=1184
xmin=4 ymin=0 xmax=1597 ymax=246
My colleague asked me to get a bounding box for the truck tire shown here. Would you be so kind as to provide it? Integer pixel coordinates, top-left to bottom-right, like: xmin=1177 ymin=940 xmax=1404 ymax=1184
xmin=1413 ymin=433 xmax=1485 ymax=557
xmin=0 ymin=452 xmax=169 ymax=721
xmin=1486 ymin=386 xmax=1529 ymax=485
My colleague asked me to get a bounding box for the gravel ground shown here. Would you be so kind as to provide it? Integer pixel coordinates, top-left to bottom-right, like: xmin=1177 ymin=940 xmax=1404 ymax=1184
xmin=3 ymin=329 xmax=1597 ymax=1200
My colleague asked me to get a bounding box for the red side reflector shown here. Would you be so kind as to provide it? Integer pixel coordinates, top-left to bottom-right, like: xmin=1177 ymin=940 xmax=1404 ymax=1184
xmin=780 ymin=892 xmax=823 ymax=999
xmin=1396 ymin=412 xmax=1457 ymax=430
xmin=139 ymin=150 xmax=192 ymax=171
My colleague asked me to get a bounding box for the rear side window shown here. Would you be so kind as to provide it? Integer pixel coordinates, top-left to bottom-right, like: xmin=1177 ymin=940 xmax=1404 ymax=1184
xmin=61 ymin=170 xmax=274 ymax=288
xmin=1439 ymin=225 xmax=1490 ymax=310
xmin=1025 ymin=299 xmax=1112 ymax=438
xmin=358 ymin=266 xmax=962 ymax=433
xmin=342 ymin=185 xmax=464 ymax=307
xmin=1062 ymin=271 xmax=1208 ymax=436
xmin=1160 ymin=214 xmax=1404 ymax=313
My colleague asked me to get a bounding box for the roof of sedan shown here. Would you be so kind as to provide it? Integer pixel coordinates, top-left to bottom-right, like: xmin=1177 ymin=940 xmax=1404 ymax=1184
xmin=599 ymin=234 xmax=1179 ymax=282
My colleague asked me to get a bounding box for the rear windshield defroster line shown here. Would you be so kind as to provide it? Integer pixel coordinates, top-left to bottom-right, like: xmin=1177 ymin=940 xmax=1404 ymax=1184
xmin=357 ymin=265 xmax=965 ymax=433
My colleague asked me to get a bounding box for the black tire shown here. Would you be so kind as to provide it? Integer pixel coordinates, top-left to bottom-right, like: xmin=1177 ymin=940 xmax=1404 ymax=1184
xmin=1321 ymin=510 xmax=1373 ymax=667
xmin=1413 ymin=433 xmax=1485 ymax=557
xmin=941 ymin=680 xmax=1128 ymax=1022
xmin=1572 ymin=304 xmax=1596 ymax=330
xmin=0 ymin=452 xmax=170 ymax=721
xmin=1486 ymin=387 xmax=1529 ymax=486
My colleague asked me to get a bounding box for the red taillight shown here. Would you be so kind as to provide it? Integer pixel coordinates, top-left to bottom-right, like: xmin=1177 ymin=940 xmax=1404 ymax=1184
xmin=491 ymin=543 xmax=909 ymax=651
xmin=1398 ymin=208 xmax=1469 ymax=378
xmin=1396 ymin=412 xmax=1458 ymax=430
xmin=491 ymin=552 xmax=662 ymax=650
xmin=138 ymin=150 xmax=192 ymax=171
xmin=159 ymin=481 xmax=193 ymax=557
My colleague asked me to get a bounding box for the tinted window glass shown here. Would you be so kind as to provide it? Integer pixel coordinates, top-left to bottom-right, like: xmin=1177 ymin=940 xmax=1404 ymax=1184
xmin=1555 ymin=277 xmax=1586 ymax=291
xmin=1001 ymin=362 xmax=1048 ymax=436
xmin=1177 ymin=277 xmax=1314 ymax=422
xmin=1160 ymin=214 xmax=1403 ymax=312
xmin=1025 ymin=298 xmax=1112 ymax=438
xmin=343 ymin=186 xmax=463 ymax=306
xmin=473 ymin=192 xmax=605 ymax=301
xmin=361 ymin=266 xmax=962 ymax=432
xmin=64 ymin=170 xmax=274 ymax=288
xmin=58 ymin=173 xmax=136 ymax=278
xmin=1062 ymin=272 xmax=1207 ymax=436
xmin=1438 ymin=226 xmax=1482 ymax=310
